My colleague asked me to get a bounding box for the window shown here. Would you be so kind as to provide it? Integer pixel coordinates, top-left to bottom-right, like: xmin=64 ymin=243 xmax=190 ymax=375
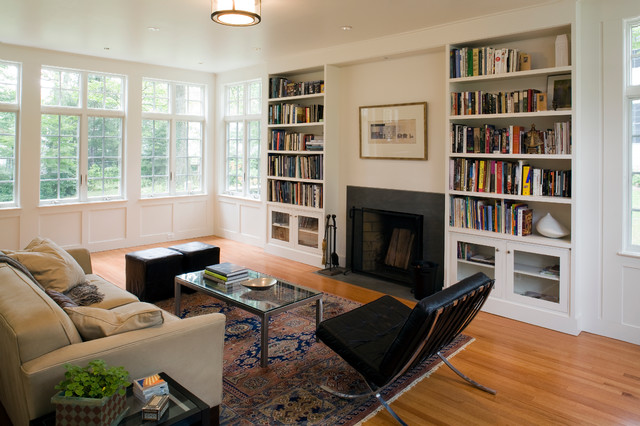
xmin=627 ymin=22 xmax=640 ymax=248
xmin=0 ymin=61 xmax=20 ymax=205
xmin=224 ymin=79 xmax=261 ymax=198
xmin=140 ymin=79 xmax=205 ymax=197
xmin=40 ymin=67 xmax=124 ymax=203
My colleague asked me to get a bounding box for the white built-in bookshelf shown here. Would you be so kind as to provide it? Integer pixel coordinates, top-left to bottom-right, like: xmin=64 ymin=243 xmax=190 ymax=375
xmin=264 ymin=68 xmax=326 ymax=265
xmin=445 ymin=25 xmax=578 ymax=334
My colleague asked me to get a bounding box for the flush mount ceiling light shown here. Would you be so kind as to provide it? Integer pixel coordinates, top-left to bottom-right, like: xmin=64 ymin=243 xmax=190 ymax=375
xmin=211 ymin=0 xmax=261 ymax=26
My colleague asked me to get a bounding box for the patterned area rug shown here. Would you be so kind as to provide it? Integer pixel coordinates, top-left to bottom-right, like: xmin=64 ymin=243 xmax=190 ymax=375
xmin=155 ymin=292 xmax=473 ymax=425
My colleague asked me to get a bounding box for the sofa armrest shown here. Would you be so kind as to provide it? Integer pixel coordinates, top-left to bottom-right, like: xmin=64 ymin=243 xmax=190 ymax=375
xmin=66 ymin=248 xmax=93 ymax=274
xmin=20 ymin=312 xmax=225 ymax=421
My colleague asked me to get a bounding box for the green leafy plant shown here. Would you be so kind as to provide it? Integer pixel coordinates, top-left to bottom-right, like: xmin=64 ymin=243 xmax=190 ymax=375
xmin=55 ymin=359 xmax=130 ymax=398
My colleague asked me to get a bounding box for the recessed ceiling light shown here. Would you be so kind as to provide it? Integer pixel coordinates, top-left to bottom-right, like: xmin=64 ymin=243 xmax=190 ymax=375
xmin=254 ymin=47 xmax=262 ymax=52
xmin=104 ymin=47 xmax=110 ymax=51
xmin=147 ymin=27 xmax=160 ymax=32
xmin=341 ymin=25 xmax=352 ymax=31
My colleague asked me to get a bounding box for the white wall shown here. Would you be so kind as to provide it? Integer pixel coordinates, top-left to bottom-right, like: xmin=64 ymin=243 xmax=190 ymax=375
xmin=0 ymin=44 xmax=216 ymax=252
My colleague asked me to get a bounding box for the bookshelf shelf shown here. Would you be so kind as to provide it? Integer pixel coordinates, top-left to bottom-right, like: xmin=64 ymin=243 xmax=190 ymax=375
xmin=268 ymin=93 xmax=324 ymax=103
xmin=445 ymin=24 xmax=576 ymax=333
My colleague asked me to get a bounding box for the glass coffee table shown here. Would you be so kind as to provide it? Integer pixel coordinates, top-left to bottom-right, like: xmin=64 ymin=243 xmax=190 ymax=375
xmin=175 ymin=269 xmax=323 ymax=367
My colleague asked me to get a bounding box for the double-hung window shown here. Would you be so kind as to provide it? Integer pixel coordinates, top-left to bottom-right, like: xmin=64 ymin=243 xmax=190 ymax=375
xmin=224 ymin=79 xmax=261 ymax=198
xmin=141 ymin=79 xmax=205 ymax=197
xmin=0 ymin=61 xmax=19 ymax=206
xmin=627 ymin=21 xmax=640 ymax=249
xmin=40 ymin=67 xmax=125 ymax=203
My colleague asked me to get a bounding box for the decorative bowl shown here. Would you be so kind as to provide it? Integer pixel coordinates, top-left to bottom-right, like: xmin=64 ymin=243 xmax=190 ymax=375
xmin=242 ymin=277 xmax=277 ymax=290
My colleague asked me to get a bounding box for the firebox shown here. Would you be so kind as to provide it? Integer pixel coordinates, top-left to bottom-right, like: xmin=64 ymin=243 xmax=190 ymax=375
xmin=350 ymin=207 xmax=424 ymax=285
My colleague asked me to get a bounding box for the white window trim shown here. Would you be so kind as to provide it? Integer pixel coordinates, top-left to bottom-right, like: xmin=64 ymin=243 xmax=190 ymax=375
xmin=39 ymin=66 xmax=126 ymax=205
xmin=625 ymin=19 xmax=640 ymax=251
xmin=0 ymin=60 xmax=20 ymax=208
xmin=223 ymin=79 xmax=262 ymax=199
xmin=140 ymin=78 xmax=206 ymax=198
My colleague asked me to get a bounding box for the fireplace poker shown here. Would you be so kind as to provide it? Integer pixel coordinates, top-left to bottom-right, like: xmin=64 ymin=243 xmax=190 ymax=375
xmin=331 ymin=214 xmax=339 ymax=268
xmin=322 ymin=214 xmax=330 ymax=267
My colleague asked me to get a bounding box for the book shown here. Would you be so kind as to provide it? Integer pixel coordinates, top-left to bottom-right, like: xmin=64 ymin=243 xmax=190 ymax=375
xmin=203 ymin=270 xmax=249 ymax=284
xmin=205 ymin=262 xmax=248 ymax=278
xmin=133 ymin=374 xmax=169 ymax=402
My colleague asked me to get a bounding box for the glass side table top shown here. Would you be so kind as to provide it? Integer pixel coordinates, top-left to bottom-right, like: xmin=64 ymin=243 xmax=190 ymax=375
xmin=176 ymin=269 xmax=322 ymax=313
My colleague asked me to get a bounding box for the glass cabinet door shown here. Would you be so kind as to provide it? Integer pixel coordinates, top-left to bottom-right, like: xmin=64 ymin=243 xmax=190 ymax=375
xmin=271 ymin=211 xmax=290 ymax=243
xmin=297 ymin=215 xmax=319 ymax=248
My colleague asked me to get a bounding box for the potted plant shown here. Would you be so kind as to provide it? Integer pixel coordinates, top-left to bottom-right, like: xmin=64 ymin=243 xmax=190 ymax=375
xmin=51 ymin=359 xmax=131 ymax=425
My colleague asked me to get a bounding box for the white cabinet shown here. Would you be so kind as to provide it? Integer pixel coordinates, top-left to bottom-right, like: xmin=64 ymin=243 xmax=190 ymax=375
xmin=450 ymin=232 xmax=571 ymax=330
xmin=268 ymin=206 xmax=322 ymax=255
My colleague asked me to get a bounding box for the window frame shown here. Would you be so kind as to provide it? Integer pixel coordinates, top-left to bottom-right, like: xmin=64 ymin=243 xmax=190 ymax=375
xmin=140 ymin=78 xmax=206 ymax=198
xmin=223 ymin=79 xmax=262 ymax=199
xmin=0 ymin=60 xmax=20 ymax=207
xmin=625 ymin=20 xmax=640 ymax=251
xmin=39 ymin=66 xmax=126 ymax=205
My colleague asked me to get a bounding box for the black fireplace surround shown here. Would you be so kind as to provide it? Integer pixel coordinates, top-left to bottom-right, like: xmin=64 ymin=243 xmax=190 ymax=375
xmin=346 ymin=186 xmax=444 ymax=288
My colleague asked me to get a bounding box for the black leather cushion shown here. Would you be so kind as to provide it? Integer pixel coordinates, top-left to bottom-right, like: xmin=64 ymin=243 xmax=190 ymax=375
xmin=168 ymin=242 xmax=220 ymax=272
xmin=316 ymin=295 xmax=411 ymax=387
xmin=125 ymin=248 xmax=184 ymax=302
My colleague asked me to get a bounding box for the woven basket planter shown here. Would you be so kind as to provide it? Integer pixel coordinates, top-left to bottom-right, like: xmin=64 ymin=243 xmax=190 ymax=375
xmin=51 ymin=391 xmax=127 ymax=426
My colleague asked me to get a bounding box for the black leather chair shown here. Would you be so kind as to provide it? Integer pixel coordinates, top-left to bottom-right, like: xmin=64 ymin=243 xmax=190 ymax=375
xmin=316 ymin=272 xmax=495 ymax=425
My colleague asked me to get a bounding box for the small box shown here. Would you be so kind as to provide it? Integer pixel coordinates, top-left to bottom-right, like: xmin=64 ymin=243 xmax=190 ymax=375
xmin=133 ymin=374 xmax=169 ymax=402
xmin=142 ymin=394 xmax=169 ymax=421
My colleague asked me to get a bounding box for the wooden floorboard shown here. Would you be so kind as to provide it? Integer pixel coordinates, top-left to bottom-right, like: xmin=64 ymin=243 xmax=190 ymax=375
xmin=87 ymin=236 xmax=640 ymax=425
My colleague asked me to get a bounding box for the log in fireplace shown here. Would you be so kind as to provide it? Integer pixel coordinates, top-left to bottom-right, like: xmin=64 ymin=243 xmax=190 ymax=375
xmin=350 ymin=207 xmax=423 ymax=285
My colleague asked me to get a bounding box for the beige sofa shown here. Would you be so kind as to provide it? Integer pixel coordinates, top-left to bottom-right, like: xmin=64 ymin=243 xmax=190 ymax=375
xmin=0 ymin=247 xmax=225 ymax=426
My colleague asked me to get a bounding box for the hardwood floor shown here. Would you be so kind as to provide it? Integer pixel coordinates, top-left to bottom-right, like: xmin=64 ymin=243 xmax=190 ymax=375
xmin=91 ymin=236 xmax=640 ymax=425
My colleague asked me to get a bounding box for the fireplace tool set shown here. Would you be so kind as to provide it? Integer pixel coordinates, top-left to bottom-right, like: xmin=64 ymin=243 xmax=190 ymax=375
xmin=320 ymin=214 xmax=342 ymax=275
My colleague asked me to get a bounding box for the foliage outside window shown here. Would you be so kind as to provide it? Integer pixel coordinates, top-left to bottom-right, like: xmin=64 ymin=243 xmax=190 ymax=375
xmin=224 ymin=79 xmax=261 ymax=198
xmin=40 ymin=67 xmax=124 ymax=203
xmin=628 ymin=22 xmax=640 ymax=248
xmin=140 ymin=79 xmax=205 ymax=197
xmin=0 ymin=61 xmax=19 ymax=205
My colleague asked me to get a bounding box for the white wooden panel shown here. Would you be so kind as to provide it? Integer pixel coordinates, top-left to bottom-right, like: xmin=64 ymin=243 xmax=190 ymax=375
xmin=0 ymin=216 xmax=20 ymax=249
xmin=622 ymin=267 xmax=640 ymax=328
xmin=175 ymin=200 xmax=208 ymax=233
xmin=39 ymin=211 xmax=82 ymax=246
xmin=89 ymin=208 xmax=126 ymax=244
xmin=140 ymin=204 xmax=173 ymax=237
xmin=219 ymin=201 xmax=239 ymax=234
xmin=240 ymin=204 xmax=262 ymax=240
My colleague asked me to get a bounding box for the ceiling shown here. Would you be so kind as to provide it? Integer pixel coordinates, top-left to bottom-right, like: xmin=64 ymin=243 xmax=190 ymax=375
xmin=0 ymin=0 xmax=556 ymax=74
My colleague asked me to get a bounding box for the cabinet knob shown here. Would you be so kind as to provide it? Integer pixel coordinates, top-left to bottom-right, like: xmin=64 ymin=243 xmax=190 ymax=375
xmin=507 ymin=250 xmax=511 ymax=254
xmin=495 ymin=248 xmax=499 ymax=252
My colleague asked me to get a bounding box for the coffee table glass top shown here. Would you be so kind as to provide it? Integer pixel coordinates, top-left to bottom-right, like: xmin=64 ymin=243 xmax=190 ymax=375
xmin=176 ymin=270 xmax=322 ymax=313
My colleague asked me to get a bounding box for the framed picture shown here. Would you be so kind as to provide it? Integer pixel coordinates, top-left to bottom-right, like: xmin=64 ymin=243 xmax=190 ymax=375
xmin=359 ymin=102 xmax=427 ymax=160
xmin=546 ymin=74 xmax=571 ymax=110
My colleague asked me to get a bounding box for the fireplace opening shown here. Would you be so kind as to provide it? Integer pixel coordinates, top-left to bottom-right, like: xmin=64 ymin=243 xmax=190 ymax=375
xmin=351 ymin=207 xmax=424 ymax=285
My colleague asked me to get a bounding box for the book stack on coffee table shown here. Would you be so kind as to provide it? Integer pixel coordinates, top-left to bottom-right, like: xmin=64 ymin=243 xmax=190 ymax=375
xmin=204 ymin=262 xmax=249 ymax=284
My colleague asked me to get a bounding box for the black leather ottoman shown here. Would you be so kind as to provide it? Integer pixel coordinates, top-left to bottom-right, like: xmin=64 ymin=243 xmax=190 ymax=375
xmin=168 ymin=241 xmax=220 ymax=272
xmin=125 ymin=247 xmax=184 ymax=302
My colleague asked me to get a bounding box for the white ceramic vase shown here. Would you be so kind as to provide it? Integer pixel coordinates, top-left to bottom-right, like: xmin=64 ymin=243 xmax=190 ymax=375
xmin=536 ymin=213 xmax=569 ymax=238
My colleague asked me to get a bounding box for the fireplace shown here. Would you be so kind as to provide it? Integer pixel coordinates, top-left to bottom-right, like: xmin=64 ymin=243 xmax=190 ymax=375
xmin=351 ymin=208 xmax=423 ymax=284
xmin=346 ymin=186 xmax=445 ymax=289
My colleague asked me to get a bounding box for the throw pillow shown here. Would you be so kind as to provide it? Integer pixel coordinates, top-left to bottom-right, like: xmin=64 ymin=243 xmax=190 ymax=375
xmin=64 ymin=302 xmax=164 ymax=340
xmin=45 ymin=289 xmax=78 ymax=309
xmin=3 ymin=237 xmax=86 ymax=292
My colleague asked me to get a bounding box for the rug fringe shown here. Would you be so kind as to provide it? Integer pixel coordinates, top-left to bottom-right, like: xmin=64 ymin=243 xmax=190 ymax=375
xmin=355 ymin=337 xmax=476 ymax=425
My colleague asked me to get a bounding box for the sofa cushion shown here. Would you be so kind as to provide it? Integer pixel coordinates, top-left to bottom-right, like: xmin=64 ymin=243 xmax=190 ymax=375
xmin=3 ymin=238 xmax=86 ymax=293
xmin=65 ymin=302 xmax=164 ymax=340
xmin=85 ymin=274 xmax=140 ymax=309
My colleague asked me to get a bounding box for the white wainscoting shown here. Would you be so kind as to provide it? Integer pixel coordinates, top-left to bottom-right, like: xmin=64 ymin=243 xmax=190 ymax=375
xmin=89 ymin=207 xmax=127 ymax=245
xmin=39 ymin=210 xmax=83 ymax=246
xmin=215 ymin=196 xmax=265 ymax=247
xmin=0 ymin=215 xmax=20 ymax=250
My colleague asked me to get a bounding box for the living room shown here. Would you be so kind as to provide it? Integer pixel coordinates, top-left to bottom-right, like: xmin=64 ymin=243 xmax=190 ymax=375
xmin=1 ymin=0 xmax=639 ymax=424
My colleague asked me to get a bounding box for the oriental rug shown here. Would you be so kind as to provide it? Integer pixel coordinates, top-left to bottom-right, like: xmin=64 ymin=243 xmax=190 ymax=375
xmin=155 ymin=292 xmax=473 ymax=425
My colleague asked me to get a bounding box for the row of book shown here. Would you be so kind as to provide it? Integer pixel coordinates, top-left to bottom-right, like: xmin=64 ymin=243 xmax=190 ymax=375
xmin=203 ymin=262 xmax=249 ymax=284
xmin=450 ymin=46 xmax=527 ymax=78
xmin=450 ymin=197 xmax=534 ymax=237
xmin=267 ymin=179 xmax=323 ymax=208
xmin=268 ymin=103 xmax=324 ymax=125
xmin=450 ymin=158 xmax=571 ymax=198
xmin=450 ymin=122 xmax=572 ymax=155
xmin=269 ymin=77 xmax=324 ymax=99
xmin=269 ymin=130 xmax=324 ymax=151
xmin=450 ymin=89 xmax=550 ymax=116
xmin=268 ymin=154 xmax=323 ymax=180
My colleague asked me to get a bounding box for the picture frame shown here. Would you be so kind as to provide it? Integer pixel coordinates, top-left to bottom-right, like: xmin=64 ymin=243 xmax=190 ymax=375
xmin=359 ymin=102 xmax=427 ymax=160
xmin=546 ymin=74 xmax=571 ymax=110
